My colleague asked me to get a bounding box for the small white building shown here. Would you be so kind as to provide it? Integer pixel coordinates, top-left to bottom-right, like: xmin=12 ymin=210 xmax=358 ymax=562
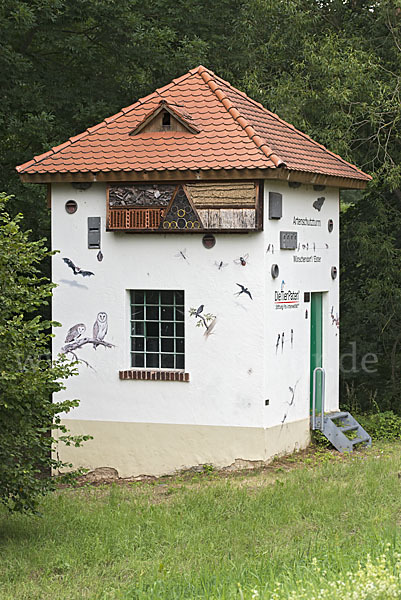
xmin=17 ymin=66 xmax=371 ymax=476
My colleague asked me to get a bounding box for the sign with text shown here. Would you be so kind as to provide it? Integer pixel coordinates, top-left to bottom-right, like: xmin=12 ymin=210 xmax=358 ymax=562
xmin=274 ymin=289 xmax=300 ymax=310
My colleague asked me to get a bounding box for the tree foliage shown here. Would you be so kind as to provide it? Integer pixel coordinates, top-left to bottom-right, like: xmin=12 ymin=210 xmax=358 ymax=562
xmin=0 ymin=194 xmax=88 ymax=513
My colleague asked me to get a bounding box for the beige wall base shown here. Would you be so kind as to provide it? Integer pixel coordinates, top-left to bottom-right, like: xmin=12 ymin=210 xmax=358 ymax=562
xmin=56 ymin=419 xmax=311 ymax=478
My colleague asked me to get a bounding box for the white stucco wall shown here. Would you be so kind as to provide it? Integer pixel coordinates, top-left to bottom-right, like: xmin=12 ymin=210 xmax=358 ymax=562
xmin=262 ymin=181 xmax=339 ymax=428
xmin=51 ymin=179 xmax=339 ymax=474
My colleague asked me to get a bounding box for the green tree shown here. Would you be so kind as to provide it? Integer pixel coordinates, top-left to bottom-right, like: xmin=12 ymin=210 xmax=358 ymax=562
xmin=0 ymin=194 xmax=89 ymax=513
xmin=340 ymin=185 xmax=401 ymax=412
xmin=233 ymin=0 xmax=401 ymax=411
xmin=0 ymin=0 xmax=242 ymax=237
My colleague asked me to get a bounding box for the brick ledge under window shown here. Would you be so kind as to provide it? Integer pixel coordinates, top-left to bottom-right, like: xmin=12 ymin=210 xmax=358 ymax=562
xmin=119 ymin=370 xmax=190 ymax=382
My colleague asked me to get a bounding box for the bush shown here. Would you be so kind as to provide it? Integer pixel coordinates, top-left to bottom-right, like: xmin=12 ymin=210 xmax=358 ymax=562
xmin=357 ymin=411 xmax=401 ymax=442
xmin=0 ymin=194 xmax=88 ymax=513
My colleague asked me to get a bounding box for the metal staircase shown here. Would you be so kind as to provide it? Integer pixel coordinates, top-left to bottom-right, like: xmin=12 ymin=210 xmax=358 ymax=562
xmin=312 ymin=368 xmax=371 ymax=452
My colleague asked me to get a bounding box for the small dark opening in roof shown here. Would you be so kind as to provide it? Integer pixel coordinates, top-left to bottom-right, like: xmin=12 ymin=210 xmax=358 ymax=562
xmin=162 ymin=111 xmax=171 ymax=128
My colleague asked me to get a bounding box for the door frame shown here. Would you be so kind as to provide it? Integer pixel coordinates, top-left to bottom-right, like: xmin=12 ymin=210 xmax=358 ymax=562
xmin=310 ymin=292 xmax=324 ymax=414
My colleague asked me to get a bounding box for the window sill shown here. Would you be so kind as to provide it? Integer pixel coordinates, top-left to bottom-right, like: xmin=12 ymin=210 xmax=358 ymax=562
xmin=119 ymin=370 xmax=190 ymax=382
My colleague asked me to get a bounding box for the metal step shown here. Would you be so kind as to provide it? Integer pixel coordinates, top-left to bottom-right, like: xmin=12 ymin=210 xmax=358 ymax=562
xmin=328 ymin=411 xmax=349 ymax=420
xmin=314 ymin=411 xmax=372 ymax=453
xmin=311 ymin=368 xmax=371 ymax=453
xmin=340 ymin=424 xmax=358 ymax=433
xmin=351 ymin=436 xmax=371 ymax=445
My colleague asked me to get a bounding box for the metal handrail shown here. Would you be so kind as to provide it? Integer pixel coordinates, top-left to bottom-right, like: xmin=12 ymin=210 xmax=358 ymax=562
xmin=312 ymin=367 xmax=326 ymax=430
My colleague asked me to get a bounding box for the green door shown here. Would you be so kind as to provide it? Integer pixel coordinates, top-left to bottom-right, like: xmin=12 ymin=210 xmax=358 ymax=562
xmin=310 ymin=293 xmax=323 ymax=413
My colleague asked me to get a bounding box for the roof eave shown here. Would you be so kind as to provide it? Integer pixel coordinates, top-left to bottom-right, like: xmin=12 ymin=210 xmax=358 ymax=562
xmin=18 ymin=167 xmax=370 ymax=189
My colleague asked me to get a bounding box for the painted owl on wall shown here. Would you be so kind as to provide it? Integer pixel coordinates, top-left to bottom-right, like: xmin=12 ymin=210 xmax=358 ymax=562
xmin=64 ymin=323 xmax=86 ymax=344
xmin=93 ymin=312 xmax=108 ymax=349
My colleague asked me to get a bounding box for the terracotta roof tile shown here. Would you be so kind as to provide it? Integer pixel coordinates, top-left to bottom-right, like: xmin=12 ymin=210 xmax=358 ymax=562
xmin=16 ymin=65 xmax=371 ymax=183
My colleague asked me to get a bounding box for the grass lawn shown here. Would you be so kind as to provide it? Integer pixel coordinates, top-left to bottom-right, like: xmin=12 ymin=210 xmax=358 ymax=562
xmin=1 ymin=443 xmax=401 ymax=599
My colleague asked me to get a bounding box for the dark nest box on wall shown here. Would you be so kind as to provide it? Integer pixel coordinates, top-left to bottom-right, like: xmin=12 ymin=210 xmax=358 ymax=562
xmin=269 ymin=192 xmax=282 ymax=219
xmin=88 ymin=217 xmax=101 ymax=249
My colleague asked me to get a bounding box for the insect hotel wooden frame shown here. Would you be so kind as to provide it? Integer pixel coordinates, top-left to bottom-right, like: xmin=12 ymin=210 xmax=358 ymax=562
xmin=106 ymin=181 xmax=263 ymax=233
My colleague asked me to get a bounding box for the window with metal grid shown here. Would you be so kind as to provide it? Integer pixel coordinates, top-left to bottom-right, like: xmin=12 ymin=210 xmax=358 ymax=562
xmin=130 ymin=290 xmax=185 ymax=369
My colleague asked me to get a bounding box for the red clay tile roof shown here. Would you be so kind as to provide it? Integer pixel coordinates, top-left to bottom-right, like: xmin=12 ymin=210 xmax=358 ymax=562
xmin=16 ymin=65 xmax=371 ymax=183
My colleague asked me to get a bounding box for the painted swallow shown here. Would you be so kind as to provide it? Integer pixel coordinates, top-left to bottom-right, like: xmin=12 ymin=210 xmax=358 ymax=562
xmin=235 ymin=283 xmax=253 ymax=300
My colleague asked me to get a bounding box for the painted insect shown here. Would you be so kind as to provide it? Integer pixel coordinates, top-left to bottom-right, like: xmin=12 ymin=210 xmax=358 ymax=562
xmin=62 ymin=257 xmax=94 ymax=277
xmin=234 ymin=253 xmax=249 ymax=266
xmin=235 ymin=283 xmax=253 ymax=300
xmin=174 ymin=248 xmax=189 ymax=262
xmin=215 ymin=260 xmax=228 ymax=270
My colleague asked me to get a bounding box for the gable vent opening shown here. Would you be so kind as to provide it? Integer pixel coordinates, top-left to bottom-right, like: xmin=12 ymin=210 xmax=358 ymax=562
xmin=162 ymin=111 xmax=171 ymax=130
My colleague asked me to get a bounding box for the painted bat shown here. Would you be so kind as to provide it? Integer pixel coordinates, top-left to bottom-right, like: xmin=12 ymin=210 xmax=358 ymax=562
xmin=62 ymin=257 xmax=94 ymax=277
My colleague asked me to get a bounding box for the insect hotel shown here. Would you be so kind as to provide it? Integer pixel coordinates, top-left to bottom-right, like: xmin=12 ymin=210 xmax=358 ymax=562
xmin=17 ymin=66 xmax=372 ymax=477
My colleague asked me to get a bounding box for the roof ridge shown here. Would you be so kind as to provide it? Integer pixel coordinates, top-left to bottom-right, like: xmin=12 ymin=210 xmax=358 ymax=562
xmin=17 ymin=69 xmax=198 ymax=174
xmin=197 ymin=66 xmax=285 ymax=168
xmin=208 ymin=69 xmax=371 ymax=181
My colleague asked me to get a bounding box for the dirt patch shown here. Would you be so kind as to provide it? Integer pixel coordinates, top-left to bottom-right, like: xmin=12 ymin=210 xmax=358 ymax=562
xmin=59 ymin=443 xmax=360 ymax=494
